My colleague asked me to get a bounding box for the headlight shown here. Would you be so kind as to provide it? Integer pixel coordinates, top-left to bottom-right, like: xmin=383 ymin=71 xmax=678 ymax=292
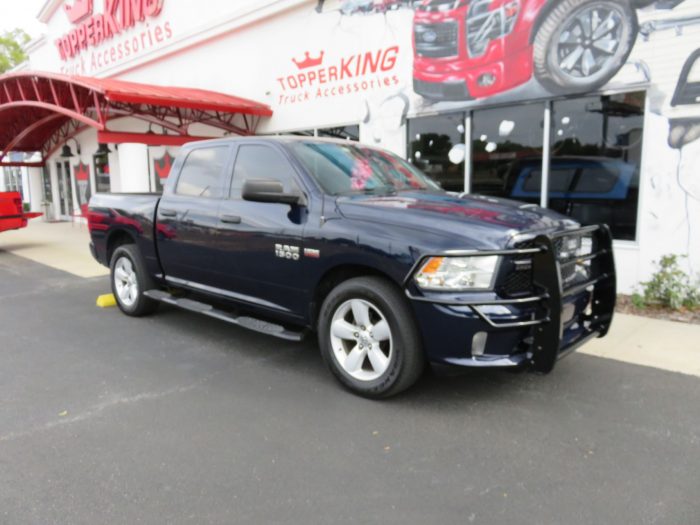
xmin=414 ymin=255 xmax=500 ymax=291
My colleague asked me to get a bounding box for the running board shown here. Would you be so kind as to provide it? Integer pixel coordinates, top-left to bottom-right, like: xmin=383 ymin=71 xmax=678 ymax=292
xmin=144 ymin=290 xmax=306 ymax=342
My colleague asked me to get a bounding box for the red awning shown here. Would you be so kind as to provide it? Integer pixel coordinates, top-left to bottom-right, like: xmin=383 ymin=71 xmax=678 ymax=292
xmin=0 ymin=71 xmax=273 ymax=164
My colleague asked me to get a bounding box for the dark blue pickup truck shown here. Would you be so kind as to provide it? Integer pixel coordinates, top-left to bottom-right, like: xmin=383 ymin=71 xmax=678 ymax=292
xmin=88 ymin=137 xmax=616 ymax=398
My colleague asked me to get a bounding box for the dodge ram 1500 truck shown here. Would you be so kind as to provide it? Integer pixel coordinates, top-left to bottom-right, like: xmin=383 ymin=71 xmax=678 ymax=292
xmin=88 ymin=137 xmax=616 ymax=398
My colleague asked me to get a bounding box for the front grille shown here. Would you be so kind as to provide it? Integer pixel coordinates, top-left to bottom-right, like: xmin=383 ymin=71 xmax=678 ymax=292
xmin=499 ymin=240 xmax=535 ymax=298
xmin=415 ymin=22 xmax=459 ymax=58
xmin=499 ymin=233 xmax=597 ymax=297
xmin=500 ymin=266 xmax=533 ymax=297
xmin=466 ymin=0 xmax=519 ymax=58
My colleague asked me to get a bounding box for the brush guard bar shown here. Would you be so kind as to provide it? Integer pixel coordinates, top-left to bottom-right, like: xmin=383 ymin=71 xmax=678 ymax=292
xmin=406 ymin=225 xmax=617 ymax=373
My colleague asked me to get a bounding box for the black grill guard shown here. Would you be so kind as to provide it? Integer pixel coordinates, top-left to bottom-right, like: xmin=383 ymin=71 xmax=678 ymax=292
xmin=406 ymin=225 xmax=616 ymax=373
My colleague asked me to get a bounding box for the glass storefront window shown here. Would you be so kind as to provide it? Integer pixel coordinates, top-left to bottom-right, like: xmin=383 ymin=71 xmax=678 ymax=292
xmin=549 ymin=93 xmax=644 ymax=241
xmin=282 ymin=125 xmax=359 ymax=141
xmin=94 ymin=152 xmax=111 ymax=193
xmin=318 ymin=125 xmax=359 ymax=141
xmin=471 ymin=103 xmax=545 ymax=199
xmin=407 ymin=112 xmax=466 ymax=192
xmin=42 ymin=166 xmax=52 ymax=202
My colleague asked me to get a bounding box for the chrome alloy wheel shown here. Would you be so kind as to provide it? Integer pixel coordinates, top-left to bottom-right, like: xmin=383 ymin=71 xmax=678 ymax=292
xmin=555 ymin=4 xmax=626 ymax=82
xmin=329 ymin=299 xmax=393 ymax=382
xmin=113 ymin=256 xmax=139 ymax=308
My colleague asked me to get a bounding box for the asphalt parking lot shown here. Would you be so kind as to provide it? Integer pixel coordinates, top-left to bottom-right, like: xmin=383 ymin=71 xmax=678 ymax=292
xmin=1 ymin=251 xmax=699 ymax=525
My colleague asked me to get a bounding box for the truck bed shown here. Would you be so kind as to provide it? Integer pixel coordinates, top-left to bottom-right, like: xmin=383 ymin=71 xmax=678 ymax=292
xmin=88 ymin=192 xmax=162 ymax=274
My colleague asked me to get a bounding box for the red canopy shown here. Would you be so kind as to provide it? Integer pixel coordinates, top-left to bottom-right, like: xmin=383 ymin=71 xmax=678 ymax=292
xmin=0 ymin=71 xmax=273 ymax=164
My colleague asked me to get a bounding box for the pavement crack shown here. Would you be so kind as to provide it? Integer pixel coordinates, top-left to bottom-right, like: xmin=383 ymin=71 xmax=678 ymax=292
xmin=0 ymin=374 xmax=215 ymax=444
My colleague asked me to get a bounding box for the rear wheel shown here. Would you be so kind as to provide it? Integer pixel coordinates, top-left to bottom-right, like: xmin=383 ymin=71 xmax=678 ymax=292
xmin=533 ymin=0 xmax=638 ymax=94
xmin=110 ymin=244 xmax=158 ymax=317
xmin=318 ymin=277 xmax=424 ymax=398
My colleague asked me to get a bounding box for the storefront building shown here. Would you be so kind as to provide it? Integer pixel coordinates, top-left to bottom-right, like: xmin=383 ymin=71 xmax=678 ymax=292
xmin=2 ymin=0 xmax=699 ymax=293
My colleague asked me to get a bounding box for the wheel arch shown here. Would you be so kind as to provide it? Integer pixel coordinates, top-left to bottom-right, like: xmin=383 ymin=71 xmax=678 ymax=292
xmin=309 ymin=263 xmax=403 ymax=328
xmin=528 ymin=0 xmax=563 ymax=44
xmin=529 ymin=0 xmax=637 ymax=43
xmin=106 ymin=228 xmax=136 ymax=264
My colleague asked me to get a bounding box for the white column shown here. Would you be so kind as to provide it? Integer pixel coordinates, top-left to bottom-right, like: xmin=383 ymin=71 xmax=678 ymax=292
xmin=27 ymin=167 xmax=44 ymax=213
xmin=540 ymin=102 xmax=552 ymax=209
xmin=115 ymin=143 xmax=150 ymax=193
xmin=464 ymin=112 xmax=472 ymax=194
xmin=108 ymin=149 xmax=121 ymax=192
xmin=50 ymin=162 xmax=61 ymax=221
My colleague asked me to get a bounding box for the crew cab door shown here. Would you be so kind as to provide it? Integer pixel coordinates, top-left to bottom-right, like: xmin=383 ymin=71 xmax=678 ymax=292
xmin=213 ymin=143 xmax=309 ymax=318
xmin=156 ymin=145 xmax=232 ymax=285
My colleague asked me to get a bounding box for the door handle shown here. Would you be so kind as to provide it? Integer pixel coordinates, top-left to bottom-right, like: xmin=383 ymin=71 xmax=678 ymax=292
xmin=160 ymin=209 xmax=177 ymax=217
xmin=220 ymin=214 xmax=242 ymax=224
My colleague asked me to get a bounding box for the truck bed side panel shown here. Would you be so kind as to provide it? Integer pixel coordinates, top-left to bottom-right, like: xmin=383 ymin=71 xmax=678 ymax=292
xmin=88 ymin=193 xmax=161 ymax=276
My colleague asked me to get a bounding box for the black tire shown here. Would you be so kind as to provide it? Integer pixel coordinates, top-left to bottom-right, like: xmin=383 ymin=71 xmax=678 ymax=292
xmin=318 ymin=276 xmax=424 ymax=398
xmin=533 ymin=0 xmax=638 ymax=95
xmin=110 ymin=244 xmax=159 ymax=317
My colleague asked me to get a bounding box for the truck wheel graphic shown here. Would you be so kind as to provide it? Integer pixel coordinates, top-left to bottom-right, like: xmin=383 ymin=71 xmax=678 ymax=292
xmin=533 ymin=0 xmax=638 ymax=94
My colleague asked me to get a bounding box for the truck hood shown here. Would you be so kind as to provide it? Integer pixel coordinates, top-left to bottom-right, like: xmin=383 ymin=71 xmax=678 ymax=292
xmin=335 ymin=191 xmax=578 ymax=249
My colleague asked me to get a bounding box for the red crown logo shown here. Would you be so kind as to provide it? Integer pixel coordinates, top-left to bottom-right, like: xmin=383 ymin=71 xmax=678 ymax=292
xmin=64 ymin=0 xmax=94 ymax=24
xmin=74 ymin=162 xmax=90 ymax=181
xmin=154 ymin=152 xmax=174 ymax=180
xmin=292 ymin=51 xmax=325 ymax=70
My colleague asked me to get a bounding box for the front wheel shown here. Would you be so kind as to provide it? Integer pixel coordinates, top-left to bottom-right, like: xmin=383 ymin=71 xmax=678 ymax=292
xmin=318 ymin=277 xmax=424 ymax=398
xmin=110 ymin=244 xmax=159 ymax=317
xmin=533 ymin=0 xmax=638 ymax=95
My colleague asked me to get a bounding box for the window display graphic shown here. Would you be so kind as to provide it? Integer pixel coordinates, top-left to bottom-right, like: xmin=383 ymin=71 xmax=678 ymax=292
xmin=311 ymin=1 xmax=697 ymax=106
xmin=94 ymin=151 xmax=110 ymax=193
xmin=153 ymin=151 xmax=175 ymax=193
xmin=73 ymin=161 xmax=91 ymax=210
xmin=412 ymin=0 xmax=648 ymax=101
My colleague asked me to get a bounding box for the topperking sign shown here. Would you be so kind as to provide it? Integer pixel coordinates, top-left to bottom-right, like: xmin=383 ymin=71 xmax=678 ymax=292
xmin=55 ymin=0 xmax=172 ymax=70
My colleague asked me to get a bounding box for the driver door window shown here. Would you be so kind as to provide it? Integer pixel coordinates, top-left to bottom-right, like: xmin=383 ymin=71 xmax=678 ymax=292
xmin=230 ymin=145 xmax=299 ymax=198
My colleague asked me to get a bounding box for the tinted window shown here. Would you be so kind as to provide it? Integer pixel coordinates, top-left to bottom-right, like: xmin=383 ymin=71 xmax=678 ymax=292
xmin=175 ymin=147 xmax=229 ymax=198
xmin=524 ymin=168 xmax=577 ymax=193
xmin=574 ymin=167 xmax=619 ymax=194
xmin=231 ymin=145 xmax=298 ymax=198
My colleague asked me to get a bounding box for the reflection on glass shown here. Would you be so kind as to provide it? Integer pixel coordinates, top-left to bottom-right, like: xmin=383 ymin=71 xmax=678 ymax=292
xmin=94 ymin=152 xmax=110 ymax=193
xmin=317 ymin=125 xmax=360 ymax=141
xmin=407 ymin=112 xmax=466 ymax=192
xmin=549 ymin=92 xmax=643 ymax=241
xmin=471 ymin=103 xmax=545 ymax=199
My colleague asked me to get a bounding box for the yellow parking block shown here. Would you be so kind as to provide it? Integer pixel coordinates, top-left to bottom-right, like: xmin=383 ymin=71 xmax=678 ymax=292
xmin=96 ymin=294 xmax=117 ymax=308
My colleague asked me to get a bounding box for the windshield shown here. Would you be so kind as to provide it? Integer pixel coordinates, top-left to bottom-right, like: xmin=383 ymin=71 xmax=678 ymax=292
xmin=289 ymin=141 xmax=442 ymax=196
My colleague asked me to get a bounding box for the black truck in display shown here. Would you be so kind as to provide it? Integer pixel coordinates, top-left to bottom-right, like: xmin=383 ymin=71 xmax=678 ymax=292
xmin=88 ymin=137 xmax=616 ymax=398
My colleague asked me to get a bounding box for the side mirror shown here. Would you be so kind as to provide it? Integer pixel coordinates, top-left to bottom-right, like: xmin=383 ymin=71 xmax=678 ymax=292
xmin=242 ymin=179 xmax=305 ymax=205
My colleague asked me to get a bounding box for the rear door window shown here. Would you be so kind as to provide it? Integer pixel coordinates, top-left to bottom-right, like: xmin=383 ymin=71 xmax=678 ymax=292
xmin=175 ymin=146 xmax=229 ymax=199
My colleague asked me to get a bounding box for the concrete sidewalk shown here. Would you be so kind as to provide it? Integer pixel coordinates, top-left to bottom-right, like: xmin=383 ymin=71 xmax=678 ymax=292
xmin=1 ymin=221 xmax=698 ymax=377
xmin=582 ymin=313 xmax=700 ymax=378
xmin=0 ymin=220 xmax=108 ymax=278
